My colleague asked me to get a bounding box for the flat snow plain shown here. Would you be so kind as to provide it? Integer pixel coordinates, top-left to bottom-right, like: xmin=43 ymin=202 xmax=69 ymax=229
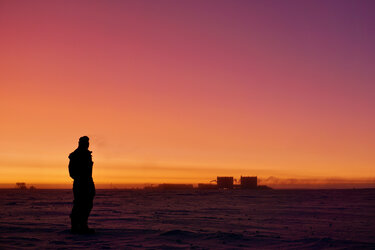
xmin=0 ymin=188 xmax=374 ymax=249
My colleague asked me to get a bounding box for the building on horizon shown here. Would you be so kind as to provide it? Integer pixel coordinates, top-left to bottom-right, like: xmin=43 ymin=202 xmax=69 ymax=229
xmin=240 ymin=176 xmax=257 ymax=189
xmin=16 ymin=182 xmax=27 ymax=190
xmin=217 ymin=176 xmax=234 ymax=189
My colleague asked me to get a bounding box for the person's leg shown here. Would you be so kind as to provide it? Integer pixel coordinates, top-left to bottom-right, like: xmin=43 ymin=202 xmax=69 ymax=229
xmin=84 ymin=183 xmax=95 ymax=230
xmin=71 ymin=181 xmax=95 ymax=234
xmin=84 ymin=181 xmax=95 ymax=229
xmin=70 ymin=181 xmax=79 ymax=232
xmin=81 ymin=198 xmax=93 ymax=229
xmin=70 ymin=201 xmax=77 ymax=229
xmin=71 ymin=181 xmax=88 ymax=233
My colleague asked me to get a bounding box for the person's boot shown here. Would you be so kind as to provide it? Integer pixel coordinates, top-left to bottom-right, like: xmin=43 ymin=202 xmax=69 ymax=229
xmin=70 ymin=216 xmax=80 ymax=234
xmin=71 ymin=224 xmax=80 ymax=234
xmin=70 ymin=214 xmax=90 ymax=234
xmin=81 ymin=220 xmax=95 ymax=234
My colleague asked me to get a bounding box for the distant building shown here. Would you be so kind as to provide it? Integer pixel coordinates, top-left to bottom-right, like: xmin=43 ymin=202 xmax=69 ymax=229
xmin=142 ymin=175 xmax=268 ymax=191
xmin=217 ymin=177 xmax=233 ymax=189
xmin=16 ymin=183 xmax=27 ymax=190
xmin=240 ymin=176 xmax=257 ymax=189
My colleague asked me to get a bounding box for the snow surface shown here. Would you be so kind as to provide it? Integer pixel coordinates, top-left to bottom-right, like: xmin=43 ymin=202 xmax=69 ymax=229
xmin=0 ymin=189 xmax=374 ymax=249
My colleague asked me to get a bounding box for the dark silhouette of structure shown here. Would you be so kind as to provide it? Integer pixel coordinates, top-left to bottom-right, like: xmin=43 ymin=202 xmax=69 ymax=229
xmin=16 ymin=182 xmax=27 ymax=190
xmin=68 ymin=136 xmax=95 ymax=234
xmin=197 ymin=176 xmax=265 ymax=190
xmin=143 ymin=176 xmax=270 ymax=190
xmin=217 ymin=177 xmax=234 ymax=189
xmin=240 ymin=176 xmax=257 ymax=189
xmin=15 ymin=183 xmax=37 ymax=190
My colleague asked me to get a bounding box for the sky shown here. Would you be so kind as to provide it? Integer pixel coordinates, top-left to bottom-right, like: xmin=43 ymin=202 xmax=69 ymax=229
xmin=1 ymin=0 xmax=375 ymax=188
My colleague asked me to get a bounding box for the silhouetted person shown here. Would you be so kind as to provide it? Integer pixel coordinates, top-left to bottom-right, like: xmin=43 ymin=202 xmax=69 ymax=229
xmin=69 ymin=136 xmax=95 ymax=234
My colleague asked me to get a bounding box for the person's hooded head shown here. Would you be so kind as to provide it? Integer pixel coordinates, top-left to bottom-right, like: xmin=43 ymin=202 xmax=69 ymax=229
xmin=78 ymin=136 xmax=90 ymax=150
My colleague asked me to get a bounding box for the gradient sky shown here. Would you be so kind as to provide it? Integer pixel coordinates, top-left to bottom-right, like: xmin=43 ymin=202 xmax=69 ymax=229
xmin=1 ymin=0 xmax=375 ymax=188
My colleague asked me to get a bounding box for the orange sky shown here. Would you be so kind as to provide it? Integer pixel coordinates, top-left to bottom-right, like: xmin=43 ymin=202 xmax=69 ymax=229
xmin=1 ymin=1 xmax=375 ymax=188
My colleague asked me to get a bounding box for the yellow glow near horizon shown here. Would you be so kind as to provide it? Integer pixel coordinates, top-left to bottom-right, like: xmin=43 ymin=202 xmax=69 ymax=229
xmin=1 ymin=1 xmax=375 ymax=188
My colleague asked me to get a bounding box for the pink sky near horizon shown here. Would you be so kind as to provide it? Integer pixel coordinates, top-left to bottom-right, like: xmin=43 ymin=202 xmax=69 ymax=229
xmin=1 ymin=0 xmax=375 ymax=187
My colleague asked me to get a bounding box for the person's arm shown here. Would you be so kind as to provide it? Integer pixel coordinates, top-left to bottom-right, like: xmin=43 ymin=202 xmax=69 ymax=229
xmin=68 ymin=155 xmax=77 ymax=180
